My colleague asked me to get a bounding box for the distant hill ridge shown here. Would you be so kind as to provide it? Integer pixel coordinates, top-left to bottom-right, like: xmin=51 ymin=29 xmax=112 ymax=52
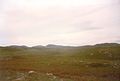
xmin=94 ymin=43 xmax=120 ymax=47
xmin=0 ymin=43 xmax=120 ymax=48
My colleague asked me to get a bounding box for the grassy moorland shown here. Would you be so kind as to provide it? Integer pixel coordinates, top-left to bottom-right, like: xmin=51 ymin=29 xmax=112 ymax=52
xmin=0 ymin=43 xmax=120 ymax=81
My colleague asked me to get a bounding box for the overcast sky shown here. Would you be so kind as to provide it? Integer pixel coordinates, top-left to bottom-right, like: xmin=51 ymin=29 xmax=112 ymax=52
xmin=0 ymin=0 xmax=120 ymax=46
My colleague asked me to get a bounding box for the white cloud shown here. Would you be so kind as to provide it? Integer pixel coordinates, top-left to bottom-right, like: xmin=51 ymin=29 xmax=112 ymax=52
xmin=0 ymin=0 xmax=120 ymax=46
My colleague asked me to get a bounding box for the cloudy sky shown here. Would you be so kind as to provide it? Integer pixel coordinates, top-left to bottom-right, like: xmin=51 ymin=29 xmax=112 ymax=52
xmin=0 ymin=0 xmax=120 ymax=46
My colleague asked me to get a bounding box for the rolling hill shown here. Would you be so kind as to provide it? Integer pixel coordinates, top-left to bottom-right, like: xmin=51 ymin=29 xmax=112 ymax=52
xmin=0 ymin=43 xmax=120 ymax=81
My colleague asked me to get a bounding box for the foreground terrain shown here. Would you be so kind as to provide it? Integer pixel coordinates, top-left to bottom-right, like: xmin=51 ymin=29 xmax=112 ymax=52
xmin=0 ymin=43 xmax=120 ymax=81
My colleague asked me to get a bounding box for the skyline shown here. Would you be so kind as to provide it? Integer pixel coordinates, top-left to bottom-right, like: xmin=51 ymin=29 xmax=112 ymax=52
xmin=0 ymin=0 xmax=120 ymax=46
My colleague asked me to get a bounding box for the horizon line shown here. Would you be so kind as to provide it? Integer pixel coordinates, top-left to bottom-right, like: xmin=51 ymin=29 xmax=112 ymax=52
xmin=0 ymin=42 xmax=119 ymax=47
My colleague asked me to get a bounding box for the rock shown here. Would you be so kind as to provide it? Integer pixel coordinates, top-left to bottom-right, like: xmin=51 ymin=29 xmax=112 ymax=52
xmin=28 ymin=71 xmax=36 ymax=74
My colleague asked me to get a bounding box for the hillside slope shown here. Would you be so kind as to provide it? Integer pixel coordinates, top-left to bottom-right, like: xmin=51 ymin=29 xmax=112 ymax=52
xmin=0 ymin=43 xmax=120 ymax=81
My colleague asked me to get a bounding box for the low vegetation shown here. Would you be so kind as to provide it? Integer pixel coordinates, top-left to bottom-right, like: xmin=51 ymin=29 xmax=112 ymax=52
xmin=0 ymin=43 xmax=120 ymax=81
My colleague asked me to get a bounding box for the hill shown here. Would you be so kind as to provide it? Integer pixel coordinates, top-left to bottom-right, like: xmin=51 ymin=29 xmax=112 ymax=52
xmin=0 ymin=43 xmax=120 ymax=81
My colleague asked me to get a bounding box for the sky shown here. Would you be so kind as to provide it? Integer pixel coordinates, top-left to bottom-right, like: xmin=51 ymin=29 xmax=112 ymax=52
xmin=0 ymin=0 xmax=120 ymax=46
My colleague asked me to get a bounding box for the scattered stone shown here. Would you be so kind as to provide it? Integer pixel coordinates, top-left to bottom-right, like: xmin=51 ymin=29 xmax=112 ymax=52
xmin=46 ymin=73 xmax=53 ymax=76
xmin=28 ymin=71 xmax=36 ymax=74
xmin=14 ymin=76 xmax=25 ymax=81
xmin=53 ymin=76 xmax=56 ymax=79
